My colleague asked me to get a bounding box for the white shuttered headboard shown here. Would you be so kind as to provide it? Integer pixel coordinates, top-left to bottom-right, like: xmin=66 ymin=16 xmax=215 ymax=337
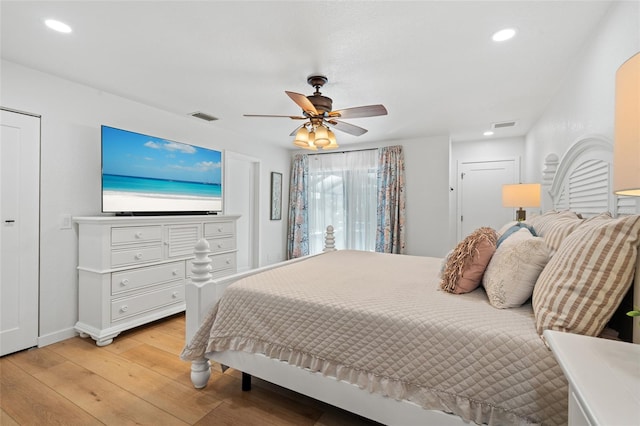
xmin=545 ymin=134 xmax=640 ymax=343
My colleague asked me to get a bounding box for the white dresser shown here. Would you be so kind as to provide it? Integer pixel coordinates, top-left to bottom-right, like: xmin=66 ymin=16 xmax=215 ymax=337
xmin=544 ymin=330 xmax=640 ymax=426
xmin=74 ymin=215 xmax=239 ymax=346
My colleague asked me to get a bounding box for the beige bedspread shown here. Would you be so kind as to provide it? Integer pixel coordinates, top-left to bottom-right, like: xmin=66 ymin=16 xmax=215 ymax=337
xmin=182 ymin=250 xmax=567 ymax=425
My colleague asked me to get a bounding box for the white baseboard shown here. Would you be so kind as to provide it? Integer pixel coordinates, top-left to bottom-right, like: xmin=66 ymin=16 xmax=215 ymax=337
xmin=38 ymin=327 xmax=77 ymax=347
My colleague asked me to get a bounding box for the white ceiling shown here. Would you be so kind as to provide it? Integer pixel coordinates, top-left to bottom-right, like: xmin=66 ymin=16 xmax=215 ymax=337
xmin=1 ymin=1 xmax=614 ymax=150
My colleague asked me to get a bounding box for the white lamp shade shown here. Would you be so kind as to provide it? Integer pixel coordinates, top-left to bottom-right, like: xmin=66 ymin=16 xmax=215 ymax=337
xmin=502 ymin=183 xmax=541 ymax=207
xmin=614 ymin=52 xmax=640 ymax=196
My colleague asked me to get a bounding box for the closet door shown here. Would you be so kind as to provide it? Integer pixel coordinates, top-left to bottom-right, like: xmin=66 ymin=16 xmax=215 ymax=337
xmin=1 ymin=109 xmax=40 ymax=356
xmin=457 ymin=159 xmax=517 ymax=240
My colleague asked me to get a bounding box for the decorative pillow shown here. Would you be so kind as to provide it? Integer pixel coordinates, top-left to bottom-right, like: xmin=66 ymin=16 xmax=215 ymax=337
xmin=496 ymin=222 xmax=537 ymax=247
xmin=441 ymin=227 xmax=497 ymax=294
xmin=497 ymin=221 xmax=518 ymax=236
xmin=527 ymin=210 xmax=583 ymax=253
xmin=483 ymin=229 xmax=551 ymax=308
xmin=532 ymin=213 xmax=640 ymax=338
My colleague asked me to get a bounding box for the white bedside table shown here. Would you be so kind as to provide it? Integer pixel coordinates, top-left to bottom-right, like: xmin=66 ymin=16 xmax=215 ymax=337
xmin=544 ymin=330 xmax=640 ymax=426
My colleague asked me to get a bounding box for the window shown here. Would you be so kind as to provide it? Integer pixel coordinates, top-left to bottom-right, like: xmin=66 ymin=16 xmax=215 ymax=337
xmin=308 ymin=150 xmax=377 ymax=254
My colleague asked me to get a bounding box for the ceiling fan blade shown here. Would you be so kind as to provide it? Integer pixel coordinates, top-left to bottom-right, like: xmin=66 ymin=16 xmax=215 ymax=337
xmin=327 ymin=119 xmax=368 ymax=136
xmin=328 ymin=104 xmax=388 ymax=119
xmin=243 ymin=114 xmax=307 ymax=119
xmin=285 ymin=91 xmax=318 ymax=116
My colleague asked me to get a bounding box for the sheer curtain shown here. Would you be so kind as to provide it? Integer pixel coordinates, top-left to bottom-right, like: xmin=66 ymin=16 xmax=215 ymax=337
xmin=308 ymin=150 xmax=377 ymax=254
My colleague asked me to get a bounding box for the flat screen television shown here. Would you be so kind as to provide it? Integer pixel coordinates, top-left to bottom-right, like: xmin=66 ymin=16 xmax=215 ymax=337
xmin=101 ymin=125 xmax=223 ymax=215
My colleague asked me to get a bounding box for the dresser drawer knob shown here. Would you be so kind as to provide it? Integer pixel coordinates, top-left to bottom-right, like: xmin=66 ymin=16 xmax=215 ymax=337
xmin=135 ymin=231 xmax=143 ymax=239
xmin=121 ymin=278 xmax=129 ymax=286
xmin=217 ymin=242 xmax=224 ymax=248
xmin=218 ymin=227 xmax=223 ymax=232
xmin=172 ymin=269 xmax=178 ymax=276
xmin=225 ymin=258 xmax=231 ymax=264
xmin=120 ymin=305 xmax=129 ymax=312
xmin=172 ymin=291 xmax=179 ymax=299
xmin=135 ymin=253 xmax=143 ymax=260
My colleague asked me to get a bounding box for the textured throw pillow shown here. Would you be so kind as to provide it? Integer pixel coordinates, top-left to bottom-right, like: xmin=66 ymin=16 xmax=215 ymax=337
xmin=483 ymin=229 xmax=551 ymax=308
xmin=441 ymin=227 xmax=498 ymax=294
xmin=532 ymin=213 xmax=640 ymax=338
xmin=527 ymin=210 xmax=583 ymax=253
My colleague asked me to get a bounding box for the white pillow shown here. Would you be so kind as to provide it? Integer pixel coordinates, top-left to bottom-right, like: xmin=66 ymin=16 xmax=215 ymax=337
xmin=482 ymin=228 xmax=551 ymax=309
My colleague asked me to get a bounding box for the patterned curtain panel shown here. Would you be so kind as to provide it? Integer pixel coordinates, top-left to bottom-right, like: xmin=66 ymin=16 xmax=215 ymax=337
xmin=287 ymin=154 xmax=309 ymax=259
xmin=376 ymin=145 xmax=406 ymax=254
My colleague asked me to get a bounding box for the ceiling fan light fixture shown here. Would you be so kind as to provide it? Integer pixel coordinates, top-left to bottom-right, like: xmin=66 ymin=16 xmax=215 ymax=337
xmin=294 ymin=127 xmax=309 ymax=142
xmin=293 ymin=127 xmax=317 ymax=150
xmin=324 ymin=129 xmax=339 ymax=150
xmin=303 ymin=128 xmax=318 ymax=150
xmin=314 ymin=125 xmax=330 ymax=148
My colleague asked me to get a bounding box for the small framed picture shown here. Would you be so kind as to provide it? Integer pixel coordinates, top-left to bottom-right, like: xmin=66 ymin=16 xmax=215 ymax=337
xmin=270 ymin=172 xmax=282 ymax=220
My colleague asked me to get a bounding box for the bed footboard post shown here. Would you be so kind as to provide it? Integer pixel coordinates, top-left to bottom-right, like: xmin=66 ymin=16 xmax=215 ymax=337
xmin=190 ymin=359 xmax=211 ymax=389
xmin=324 ymin=225 xmax=336 ymax=251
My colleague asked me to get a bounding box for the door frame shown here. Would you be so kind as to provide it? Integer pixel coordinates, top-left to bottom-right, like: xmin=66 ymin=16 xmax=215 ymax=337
xmin=1 ymin=106 xmax=41 ymax=355
xmin=224 ymin=151 xmax=260 ymax=271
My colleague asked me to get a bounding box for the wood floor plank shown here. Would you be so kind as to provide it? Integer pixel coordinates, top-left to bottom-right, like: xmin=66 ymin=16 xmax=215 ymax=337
xmin=100 ymin=332 xmax=144 ymax=355
xmin=1 ymin=408 xmax=20 ymax=426
xmin=34 ymin=360 xmax=188 ymax=425
xmin=5 ymin=346 xmax=66 ymax=375
xmin=127 ymin=323 xmax=187 ymax=354
xmin=202 ymin=371 xmax=323 ymax=424
xmin=47 ymin=337 xmax=223 ymax=423
xmin=0 ymin=358 xmax=101 ymax=425
xmin=119 ymin=342 xmax=200 ymax=383
xmin=0 ymin=314 xmax=379 ymax=426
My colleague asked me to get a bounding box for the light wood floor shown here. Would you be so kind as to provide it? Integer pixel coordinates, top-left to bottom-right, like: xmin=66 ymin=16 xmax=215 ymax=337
xmin=1 ymin=313 xmax=379 ymax=425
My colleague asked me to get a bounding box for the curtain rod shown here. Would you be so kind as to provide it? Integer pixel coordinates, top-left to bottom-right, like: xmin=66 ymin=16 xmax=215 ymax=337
xmin=307 ymin=147 xmax=377 ymax=156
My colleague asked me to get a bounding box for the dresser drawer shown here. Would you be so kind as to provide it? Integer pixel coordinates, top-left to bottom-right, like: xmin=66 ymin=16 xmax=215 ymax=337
xmin=111 ymin=226 xmax=162 ymax=245
xmin=210 ymin=252 xmax=236 ymax=272
xmin=206 ymin=236 xmax=236 ymax=253
xmin=111 ymin=245 xmax=163 ymax=267
xmin=111 ymin=284 xmax=184 ymax=322
xmin=111 ymin=261 xmax=185 ymax=295
xmin=204 ymin=221 xmax=234 ymax=237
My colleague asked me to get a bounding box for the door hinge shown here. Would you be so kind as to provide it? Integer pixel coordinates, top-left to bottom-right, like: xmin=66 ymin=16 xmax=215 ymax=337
xmin=461 ymin=215 xmax=463 ymax=222
xmin=461 ymin=172 xmax=465 ymax=179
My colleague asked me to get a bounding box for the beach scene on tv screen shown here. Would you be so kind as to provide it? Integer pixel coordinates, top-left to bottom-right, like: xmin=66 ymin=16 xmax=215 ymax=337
xmin=102 ymin=126 xmax=222 ymax=212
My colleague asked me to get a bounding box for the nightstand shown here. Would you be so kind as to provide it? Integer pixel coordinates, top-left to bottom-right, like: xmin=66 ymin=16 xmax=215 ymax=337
xmin=544 ymin=330 xmax=640 ymax=426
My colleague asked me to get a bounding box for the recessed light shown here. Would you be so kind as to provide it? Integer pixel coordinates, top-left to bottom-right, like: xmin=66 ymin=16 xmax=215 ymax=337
xmin=483 ymin=131 xmax=494 ymax=136
xmin=492 ymin=28 xmax=516 ymax=42
xmin=45 ymin=19 xmax=72 ymax=33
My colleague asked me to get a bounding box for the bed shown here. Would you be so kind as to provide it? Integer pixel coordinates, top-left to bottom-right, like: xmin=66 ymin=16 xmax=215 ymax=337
xmin=181 ymin=135 xmax=640 ymax=425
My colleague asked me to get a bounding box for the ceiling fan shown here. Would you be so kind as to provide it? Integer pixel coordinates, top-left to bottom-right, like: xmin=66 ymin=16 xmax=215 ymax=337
xmin=244 ymin=75 xmax=387 ymax=150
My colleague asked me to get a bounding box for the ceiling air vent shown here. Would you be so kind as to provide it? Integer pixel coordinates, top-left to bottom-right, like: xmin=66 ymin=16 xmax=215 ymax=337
xmin=190 ymin=111 xmax=219 ymax=122
xmin=492 ymin=120 xmax=517 ymax=129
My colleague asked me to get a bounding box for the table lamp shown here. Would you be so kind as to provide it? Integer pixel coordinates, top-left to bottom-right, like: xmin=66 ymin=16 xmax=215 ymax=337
xmin=502 ymin=183 xmax=541 ymax=221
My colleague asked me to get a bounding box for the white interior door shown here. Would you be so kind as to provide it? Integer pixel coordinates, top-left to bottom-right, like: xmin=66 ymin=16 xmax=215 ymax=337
xmin=1 ymin=109 xmax=40 ymax=356
xmin=224 ymin=151 xmax=260 ymax=272
xmin=457 ymin=159 xmax=517 ymax=240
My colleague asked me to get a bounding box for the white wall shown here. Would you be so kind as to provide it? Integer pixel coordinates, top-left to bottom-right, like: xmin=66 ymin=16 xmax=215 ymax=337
xmin=525 ymin=1 xmax=639 ymax=186
xmin=1 ymin=60 xmax=290 ymax=346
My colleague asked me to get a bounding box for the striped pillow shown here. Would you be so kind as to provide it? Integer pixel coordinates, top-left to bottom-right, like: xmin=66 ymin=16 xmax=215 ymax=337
xmin=527 ymin=210 xmax=583 ymax=253
xmin=532 ymin=213 xmax=640 ymax=338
